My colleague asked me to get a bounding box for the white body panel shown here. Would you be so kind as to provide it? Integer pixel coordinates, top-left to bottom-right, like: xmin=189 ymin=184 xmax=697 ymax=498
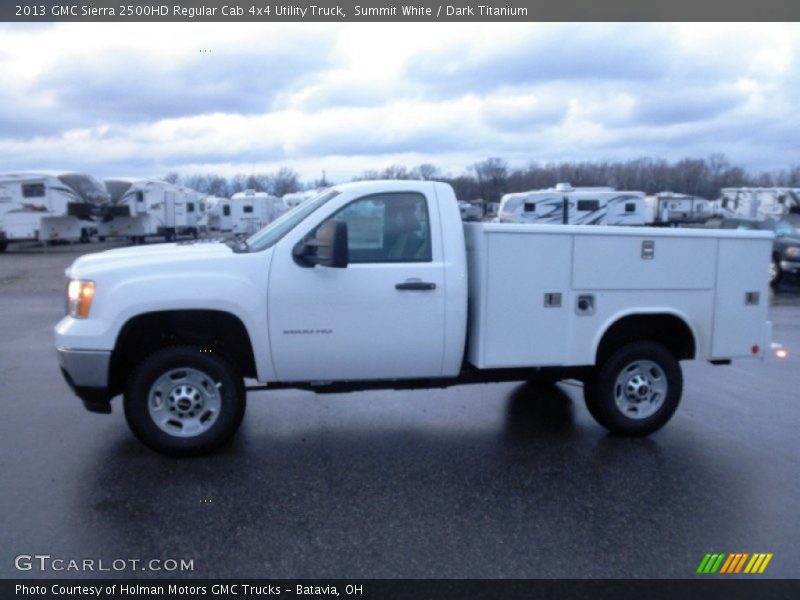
xmin=498 ymin=184 xmax=649 ymax=226
xmin=464 ymin=223 xmax=772 ymax=368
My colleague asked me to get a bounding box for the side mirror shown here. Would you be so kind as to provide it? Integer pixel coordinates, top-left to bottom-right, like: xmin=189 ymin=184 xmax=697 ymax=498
xmin=293 ymin=220 xmax=348 ymax=268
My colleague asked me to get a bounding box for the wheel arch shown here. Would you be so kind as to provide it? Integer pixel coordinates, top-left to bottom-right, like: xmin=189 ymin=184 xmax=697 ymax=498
xmin=109 ymin=309 xmax=257 ymax=397
xmin=592 ymin=309 xmax=698 ymax=365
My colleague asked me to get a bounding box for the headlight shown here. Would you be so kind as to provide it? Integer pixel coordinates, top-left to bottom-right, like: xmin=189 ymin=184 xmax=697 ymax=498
xmin=66 ymin=279 xmax=95 ymax=318
xmin=784 ymin=246 xmax=800 ymax=258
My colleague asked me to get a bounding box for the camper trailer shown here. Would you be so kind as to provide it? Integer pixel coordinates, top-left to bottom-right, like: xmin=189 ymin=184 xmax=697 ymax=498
xmin=229 ymin=190 xmax=288 ymax=236
xmin=718 ymin=188 xmax=800 ymax=221
xmin=0 ymin=171 xmax=109 ymax=249
xmin=98 ymin=179 xmax=203 ymax=242
xmin=497 ymin=183 xmax=649 ymax=226
xmin=180 ymin=186 xmax=204 ymax=235
xmin=651 ymin=192 xmax=713 ymax=226
xmin=282 ymin=192 xmax=307 ymax=209
xmin=283 ymin=189 xmax=325 ymax=209
xmin=199 ymin=196 xmax=226 ymax=233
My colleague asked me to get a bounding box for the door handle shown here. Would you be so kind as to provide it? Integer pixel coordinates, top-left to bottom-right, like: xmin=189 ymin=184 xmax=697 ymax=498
xmin=395 ymin=281 xmax=436 ymax=291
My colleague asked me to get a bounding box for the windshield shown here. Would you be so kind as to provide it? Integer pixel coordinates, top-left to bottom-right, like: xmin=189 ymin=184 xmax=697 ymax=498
xmin=245 ymin=189 xmax=340 ymax=251
xmin=775 ymin=221 xmax=799 ymax=237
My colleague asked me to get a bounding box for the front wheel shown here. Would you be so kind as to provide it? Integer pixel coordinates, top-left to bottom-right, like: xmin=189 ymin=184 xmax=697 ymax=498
xmin=124 ymin=346 xmax=246 ymax=456
xmin=583 ymin=341 xmax=682 ymax=436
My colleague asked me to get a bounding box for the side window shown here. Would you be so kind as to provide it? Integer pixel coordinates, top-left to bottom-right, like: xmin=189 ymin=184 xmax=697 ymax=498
xmin=22 ymin=183 xmax=45 ymax=198
xmin=523 ymin=202 xmax=536 ymax=212
xmin=187 ymin=202 xmax=195 ymax=213
xmin=625 ymin=202 xmax=636 ymax=213
xmin=243 ymin=205 xmax=253 ymax=214
xmin=577 ymin=199 xmax=600 ymax=211
xmin=316 ymin=192 xmax=431 ymax=263
xmin=136 ymin=191 xmax=144 ymax=203
xmin=223 ymin=205 xmax=231 ymax=216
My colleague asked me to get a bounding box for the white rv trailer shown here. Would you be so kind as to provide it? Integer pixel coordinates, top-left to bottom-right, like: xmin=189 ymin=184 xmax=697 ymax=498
xmin=497 ymin=183 xmax=649 ymax=226
xmin=650 ymin=192 xmax=713 ymax=226
xmin=283 ymin=189 xmax=326 ymax=209
xmin=718 ymin=188 xmax=800 ymax=221
xmin=0 ymin=171 xmax=109 ymax=249
xmin=180 ymin=186 xmax=204 ymax=234
xmin=282 ymin=192 xmax=307 ymax=208
xmin=229 ymin=189 xmax=288 ymax=236
xmin=199 ymin=196 xmax=226 ymax=233
xmin=98 ymin=179 xmax=204 ymax=242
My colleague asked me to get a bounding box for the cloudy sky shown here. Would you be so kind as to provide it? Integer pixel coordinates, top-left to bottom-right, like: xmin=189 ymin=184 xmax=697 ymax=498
xmin=0 ymin=23 xmax=798 ymax=182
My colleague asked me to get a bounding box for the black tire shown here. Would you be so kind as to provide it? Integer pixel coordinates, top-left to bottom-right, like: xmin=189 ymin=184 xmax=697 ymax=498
xmin=0 ymin=242 xmax=6 ymax=253
xmin=583 ymin=341 xmax=682 ymax=436
xmin=124 ymin=345 xmax=246 ymax=457
xmin=770 ymin=257 xmax=782 ymax=288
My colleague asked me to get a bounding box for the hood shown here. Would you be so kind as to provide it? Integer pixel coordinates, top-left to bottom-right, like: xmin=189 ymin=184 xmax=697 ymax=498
xmin=66 ymin=240 xmax=234 ymax=279
xmin=777 ymin=235 xmax=800 ymax=246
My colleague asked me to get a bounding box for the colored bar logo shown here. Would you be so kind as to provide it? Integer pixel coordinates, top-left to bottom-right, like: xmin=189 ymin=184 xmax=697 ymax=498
xmin=697 ymin=553 xmax=773 ymax=574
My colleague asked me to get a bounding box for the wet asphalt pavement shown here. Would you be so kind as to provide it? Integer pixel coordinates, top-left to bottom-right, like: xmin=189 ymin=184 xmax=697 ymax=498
xmin=1 ymin=246 xmax=799 ymax=579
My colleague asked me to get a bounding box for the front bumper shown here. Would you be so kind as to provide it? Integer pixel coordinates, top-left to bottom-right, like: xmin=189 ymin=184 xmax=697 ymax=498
xmin=57 ymin=348 xmax=112 ymax=413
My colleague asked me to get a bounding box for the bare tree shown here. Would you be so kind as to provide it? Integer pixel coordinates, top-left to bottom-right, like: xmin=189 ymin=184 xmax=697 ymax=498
xmin=412 ymin=163 xmax=441 ymax=181
xmin=269 ymin=167 xmax=301 ymax=196
xmin=471 ymin=157 xmax=508 ymax=204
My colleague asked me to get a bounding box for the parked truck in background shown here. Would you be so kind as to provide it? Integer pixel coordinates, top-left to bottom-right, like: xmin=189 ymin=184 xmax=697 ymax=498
xmin=56 ymin=180 xmax=774 ymax=456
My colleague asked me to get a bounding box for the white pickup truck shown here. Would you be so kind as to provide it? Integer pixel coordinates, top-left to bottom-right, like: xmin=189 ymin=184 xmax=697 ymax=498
xmin=56 ymin=180 xmax=774 ymax=456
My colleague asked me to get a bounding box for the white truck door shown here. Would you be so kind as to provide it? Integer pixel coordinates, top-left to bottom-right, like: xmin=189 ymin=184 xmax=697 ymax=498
xmin=268 ymin=190 xmax=446 ymax=382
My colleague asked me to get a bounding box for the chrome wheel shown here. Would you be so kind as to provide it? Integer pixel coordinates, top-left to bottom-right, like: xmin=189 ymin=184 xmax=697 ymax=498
xmin=613 ymin=360 xmax=668 ymax=420
xmin=769 ymin=260 xmax=778 ymax=284
xmin=148 ymin=367 xmax=222 ymax=437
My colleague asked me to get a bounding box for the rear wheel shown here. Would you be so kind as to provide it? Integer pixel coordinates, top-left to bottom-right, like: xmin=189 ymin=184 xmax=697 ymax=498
xmin=124 ymin=345 xmax=246 ymax=456
xmin=583 ymin=341 xmax=682 ymax=436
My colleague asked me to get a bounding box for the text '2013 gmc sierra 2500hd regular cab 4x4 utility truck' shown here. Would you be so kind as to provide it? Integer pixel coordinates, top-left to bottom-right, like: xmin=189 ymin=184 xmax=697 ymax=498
xmin=56 ymin=180 xmax=775 ymax=456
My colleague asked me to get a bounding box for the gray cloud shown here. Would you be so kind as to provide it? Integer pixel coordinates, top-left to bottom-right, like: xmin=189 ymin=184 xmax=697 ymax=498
xmin=630 ymin=87 xmax=748 ymax=126
xmin=21 ymin=36 xmax=336 ymax=135
xmin=405 ymin=25 xmax=676 ymax=97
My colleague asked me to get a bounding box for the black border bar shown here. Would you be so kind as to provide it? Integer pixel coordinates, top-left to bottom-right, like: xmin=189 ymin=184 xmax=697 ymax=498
xmin=3 ymin=0 xmax=800 ymax=22
xmin=3 ymin=579 xmax=800 ymax=600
